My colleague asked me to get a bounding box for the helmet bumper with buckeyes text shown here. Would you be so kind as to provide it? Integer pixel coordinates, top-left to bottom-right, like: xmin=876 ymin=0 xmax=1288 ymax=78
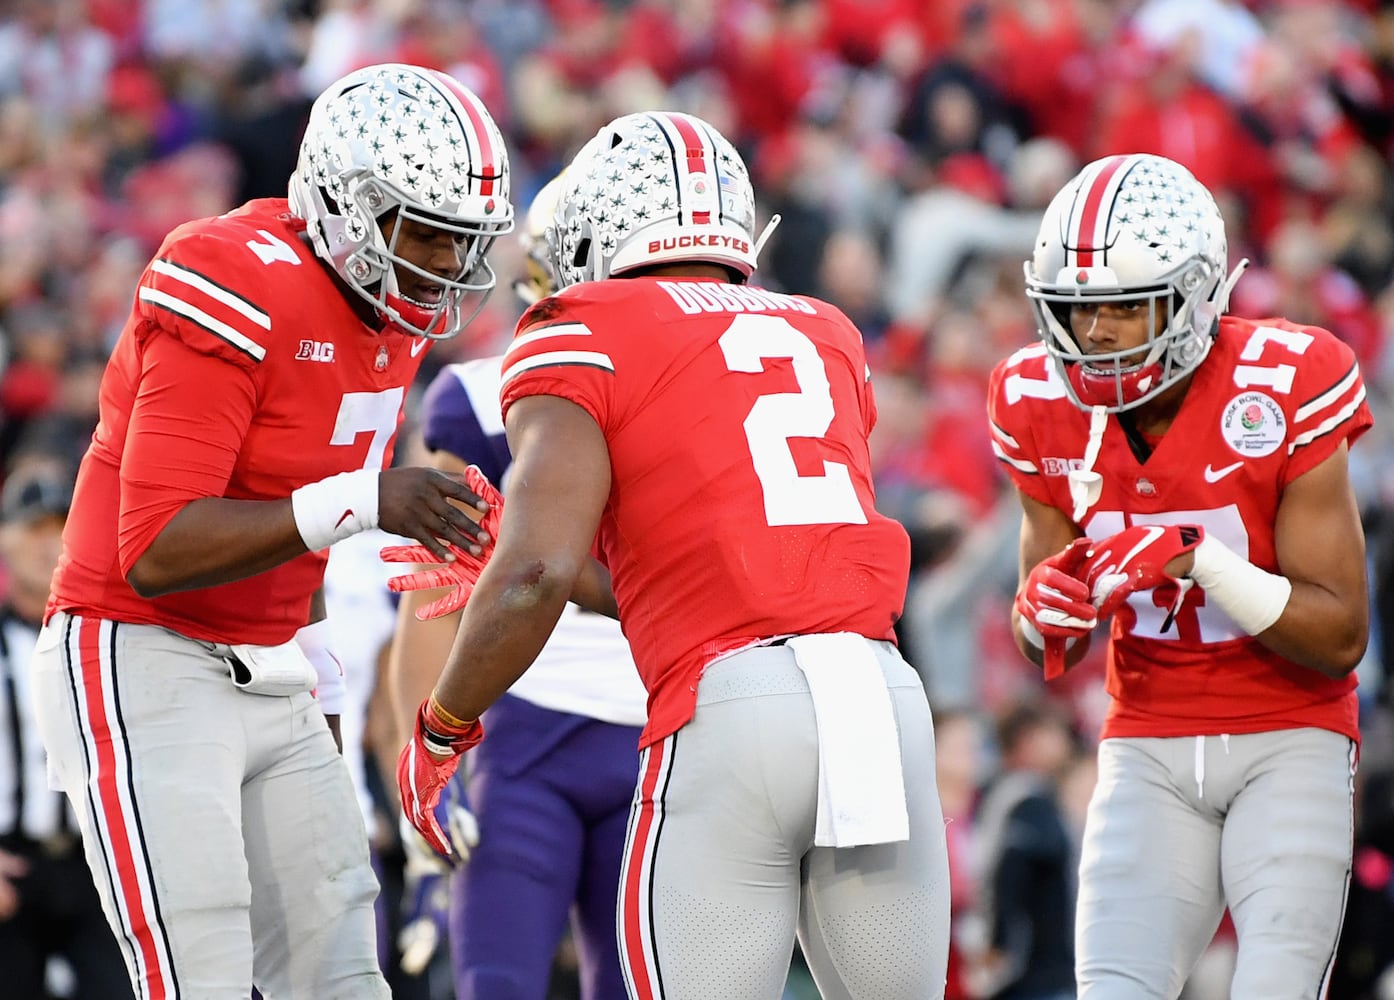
xmin=549 ymin=111 xmax=778 ymax=289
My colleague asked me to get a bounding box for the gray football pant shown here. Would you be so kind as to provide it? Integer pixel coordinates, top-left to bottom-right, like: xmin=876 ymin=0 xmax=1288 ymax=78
xmin=32 ymin=612 xmax=388 ymax=1000
xmin=1077 ymin=729 xmax=1355 ymax=1000
xmin=617 ymin=640 xmax=951 ymax=1000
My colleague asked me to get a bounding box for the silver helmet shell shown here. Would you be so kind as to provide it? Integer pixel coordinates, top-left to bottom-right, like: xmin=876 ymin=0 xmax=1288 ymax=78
xmin=1025 ymin=153 xmax=1242 ymax=412
xmin=288 ymin=63 xmax=514 ymax=339
xmin=549 ymin=112 xmax=760 ymax=289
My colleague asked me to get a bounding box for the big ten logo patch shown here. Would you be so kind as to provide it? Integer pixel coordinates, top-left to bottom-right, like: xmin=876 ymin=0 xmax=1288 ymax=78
xmin=296 ymin=340 xmax=335 ymax=363
xmin=1041 ymin=457 xmax=1087 ymax=477
xmin=1220 ymin=391 xmax=1285 ymax=458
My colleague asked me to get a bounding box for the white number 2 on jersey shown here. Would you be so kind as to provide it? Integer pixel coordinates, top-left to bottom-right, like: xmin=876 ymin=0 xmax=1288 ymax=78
xmin=718 ymin=314 xmax=868 ymax=527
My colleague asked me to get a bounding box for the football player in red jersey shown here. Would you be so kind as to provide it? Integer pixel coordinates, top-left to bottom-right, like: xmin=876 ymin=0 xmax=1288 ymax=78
xmin=29 ymin=64 xmax=511 ymax=999
xmin=989 ymin=153 xmax=1372 ymax=999
xmin=385 ymin=173 xmax=648 ymax=1000
xmin=394 ymin=111 xmax=950 ymax=999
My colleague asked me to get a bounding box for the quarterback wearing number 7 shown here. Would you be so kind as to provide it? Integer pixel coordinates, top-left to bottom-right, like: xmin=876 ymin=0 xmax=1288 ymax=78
xmin=988 ymin=153 xmax=1372 ymax=999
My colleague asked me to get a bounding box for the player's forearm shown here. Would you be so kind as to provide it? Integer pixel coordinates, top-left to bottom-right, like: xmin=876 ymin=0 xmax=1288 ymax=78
xmin=1187 ymin=535 xmax=1366 ymax=678
xmin=125 ymin=497 xmax=310 ymax=597
xmin=1245 ymin=582 xmax=1367 ymax=678
xmin=432 ymin=557 xmax=576 ymax=721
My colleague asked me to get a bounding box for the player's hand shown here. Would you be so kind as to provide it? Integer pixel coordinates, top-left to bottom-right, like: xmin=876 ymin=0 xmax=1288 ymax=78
xmin=1016 ymin=538 xmax=1095 ymax=680
xmin=1080 ymin=524 xmax=1203 ymax=627
xmin=1017 ymin=538 xmax=1097 ymax=638
xmin=398 ymin=773 xmax=480 ymax=869
xmin=381 ymin=541 xmax=488 ymax=619
xmin=378 ymin=465 xmax=501 ymax=562
xmin=397 ymin=700 xmax=484 ymax=859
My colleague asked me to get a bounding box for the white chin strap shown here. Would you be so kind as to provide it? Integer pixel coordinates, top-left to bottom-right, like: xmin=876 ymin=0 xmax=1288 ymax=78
xmin=1068 ymin=405 xmax=1108 ymax=522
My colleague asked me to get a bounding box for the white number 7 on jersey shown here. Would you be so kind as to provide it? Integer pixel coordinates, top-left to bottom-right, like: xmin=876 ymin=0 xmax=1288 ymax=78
xmin=719 ymin=314 xmax=868 ymax=527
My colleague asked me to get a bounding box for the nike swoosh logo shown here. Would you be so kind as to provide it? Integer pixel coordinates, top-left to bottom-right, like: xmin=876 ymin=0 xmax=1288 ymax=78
xmin=410 ymin=337 xmax=430 ymax=358
xmin=1116 ymin=525 xmax=1164 ymax=570
xmin=334 ymin=509 xmax=355 ymax=529
xmin=1203 ymin=461 xmax=1243 ymax=483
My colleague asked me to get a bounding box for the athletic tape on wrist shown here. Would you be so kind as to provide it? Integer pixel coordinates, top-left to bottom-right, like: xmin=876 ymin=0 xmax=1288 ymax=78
xmin=1186 ymin=535 xmax=1291 ymax=636
xmin=290 ymin=470 xmax=380 ymax=552
xmin=296 ymin=619 xmax=345 ymax=715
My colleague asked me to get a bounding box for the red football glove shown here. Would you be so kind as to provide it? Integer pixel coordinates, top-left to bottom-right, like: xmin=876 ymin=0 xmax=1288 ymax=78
xmin=397 ymin=699 xmax=485 ymax=859
xmin=1015 ymin=537 xmax=1096 ymax=680
xmin=1080 ymin=524 xmax=1204 ymax=628
xmin=381 ymin=466 xmax=504 ymax=620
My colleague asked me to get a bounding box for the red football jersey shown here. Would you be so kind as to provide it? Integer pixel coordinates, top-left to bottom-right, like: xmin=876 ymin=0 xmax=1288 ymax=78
xmin=988 ymin=316 xmax=1372 ymax=742
xmin=50 ymin=199 xmax=431 ymax=645
xmin=499 ymin=277 xmax=910 ymax=746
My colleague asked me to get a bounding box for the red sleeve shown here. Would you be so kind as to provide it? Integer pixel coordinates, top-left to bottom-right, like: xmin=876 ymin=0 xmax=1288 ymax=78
xmin=1283 ymin=325 xmax=1373 ymax=485
xmin=135 ymin=231 xmax=274 ymax=372
xmin=500 ymin=296 xmax=618 ymax=433
xmin=116 ymin=328 xmax=258 ymax=573
xmin=986 ymin=345 xmax=1059 ymax=505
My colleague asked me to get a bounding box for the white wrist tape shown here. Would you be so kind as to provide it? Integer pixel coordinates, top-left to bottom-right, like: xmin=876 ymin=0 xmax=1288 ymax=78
xmin=1186 ymin=535 xmax=1291 ymax=636
xmin=295 ymin=618 xmax=345 ymax=715
xmin=1019 ymin=617 xmax=1079 ymax=652
xmin=290 ymin=470 xmax=380 ymax=552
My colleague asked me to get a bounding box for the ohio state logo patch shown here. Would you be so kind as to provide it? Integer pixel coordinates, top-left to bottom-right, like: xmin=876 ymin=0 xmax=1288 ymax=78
xmin=1221 ymin=391 xmax=1285 ymax=458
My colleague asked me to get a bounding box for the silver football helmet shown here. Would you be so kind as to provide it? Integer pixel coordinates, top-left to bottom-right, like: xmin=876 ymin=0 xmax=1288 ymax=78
xmin=288 ymin=63 xmax=514 ymax=339
xmin=1025 ymin=153 xmax=1246 ymax=412
xmin=549 ymin=112 xmax=776 ymax=289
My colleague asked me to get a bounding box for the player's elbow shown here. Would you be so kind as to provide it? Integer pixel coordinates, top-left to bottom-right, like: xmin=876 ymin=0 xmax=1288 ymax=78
xmin=495 ymin=555 xmax=582 ymax=616
xmin=125 ymin=555 xmax=176 ymax=598
xmin=1297 ymin=614 xmax=1368 ymax=679
xmin=1318 ymin=630 xmax=1368 ymax=679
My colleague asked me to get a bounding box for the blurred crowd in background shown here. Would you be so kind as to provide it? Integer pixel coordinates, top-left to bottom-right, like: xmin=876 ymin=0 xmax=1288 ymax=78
xmin=3 ymin=0 xmax=1394 ymax=997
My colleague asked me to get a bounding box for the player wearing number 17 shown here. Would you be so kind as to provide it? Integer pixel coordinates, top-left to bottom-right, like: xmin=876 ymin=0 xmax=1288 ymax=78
xmin=987 ymin=153 xmax=1373 ymax=999
xmin=397 ymin=111 xmax=950 ymax=999
xmin=31 ymin=64 xmax=512 ymax=998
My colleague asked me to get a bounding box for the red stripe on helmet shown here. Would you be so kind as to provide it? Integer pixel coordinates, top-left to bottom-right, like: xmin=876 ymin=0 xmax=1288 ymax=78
xmin=1072 ymin=155 xmax=1129 ymax=267
xmin=429 ymin=70 xmax=500 ymax=196
xmin=664 ymin=113 xmax=712 ymax=225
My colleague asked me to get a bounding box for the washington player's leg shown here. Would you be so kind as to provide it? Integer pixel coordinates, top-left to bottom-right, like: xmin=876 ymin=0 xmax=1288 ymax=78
xmin=1221 ymin=728 xmax=1355 ymax=1000
xmin=451 ymin=695 xmax=587 ymax=1000
xmin=618 ymin=647 xmax=813 ymax=1000
xmin=796 ymin=647 xmax=950 ymax=1000
xmin=566 ymin=717 xmax=642 ymax=1000
xmin=1076 ymin=738 xmax=1227 ymax=1000
xmin=32 ymin=614 xmax=256 ymax=999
